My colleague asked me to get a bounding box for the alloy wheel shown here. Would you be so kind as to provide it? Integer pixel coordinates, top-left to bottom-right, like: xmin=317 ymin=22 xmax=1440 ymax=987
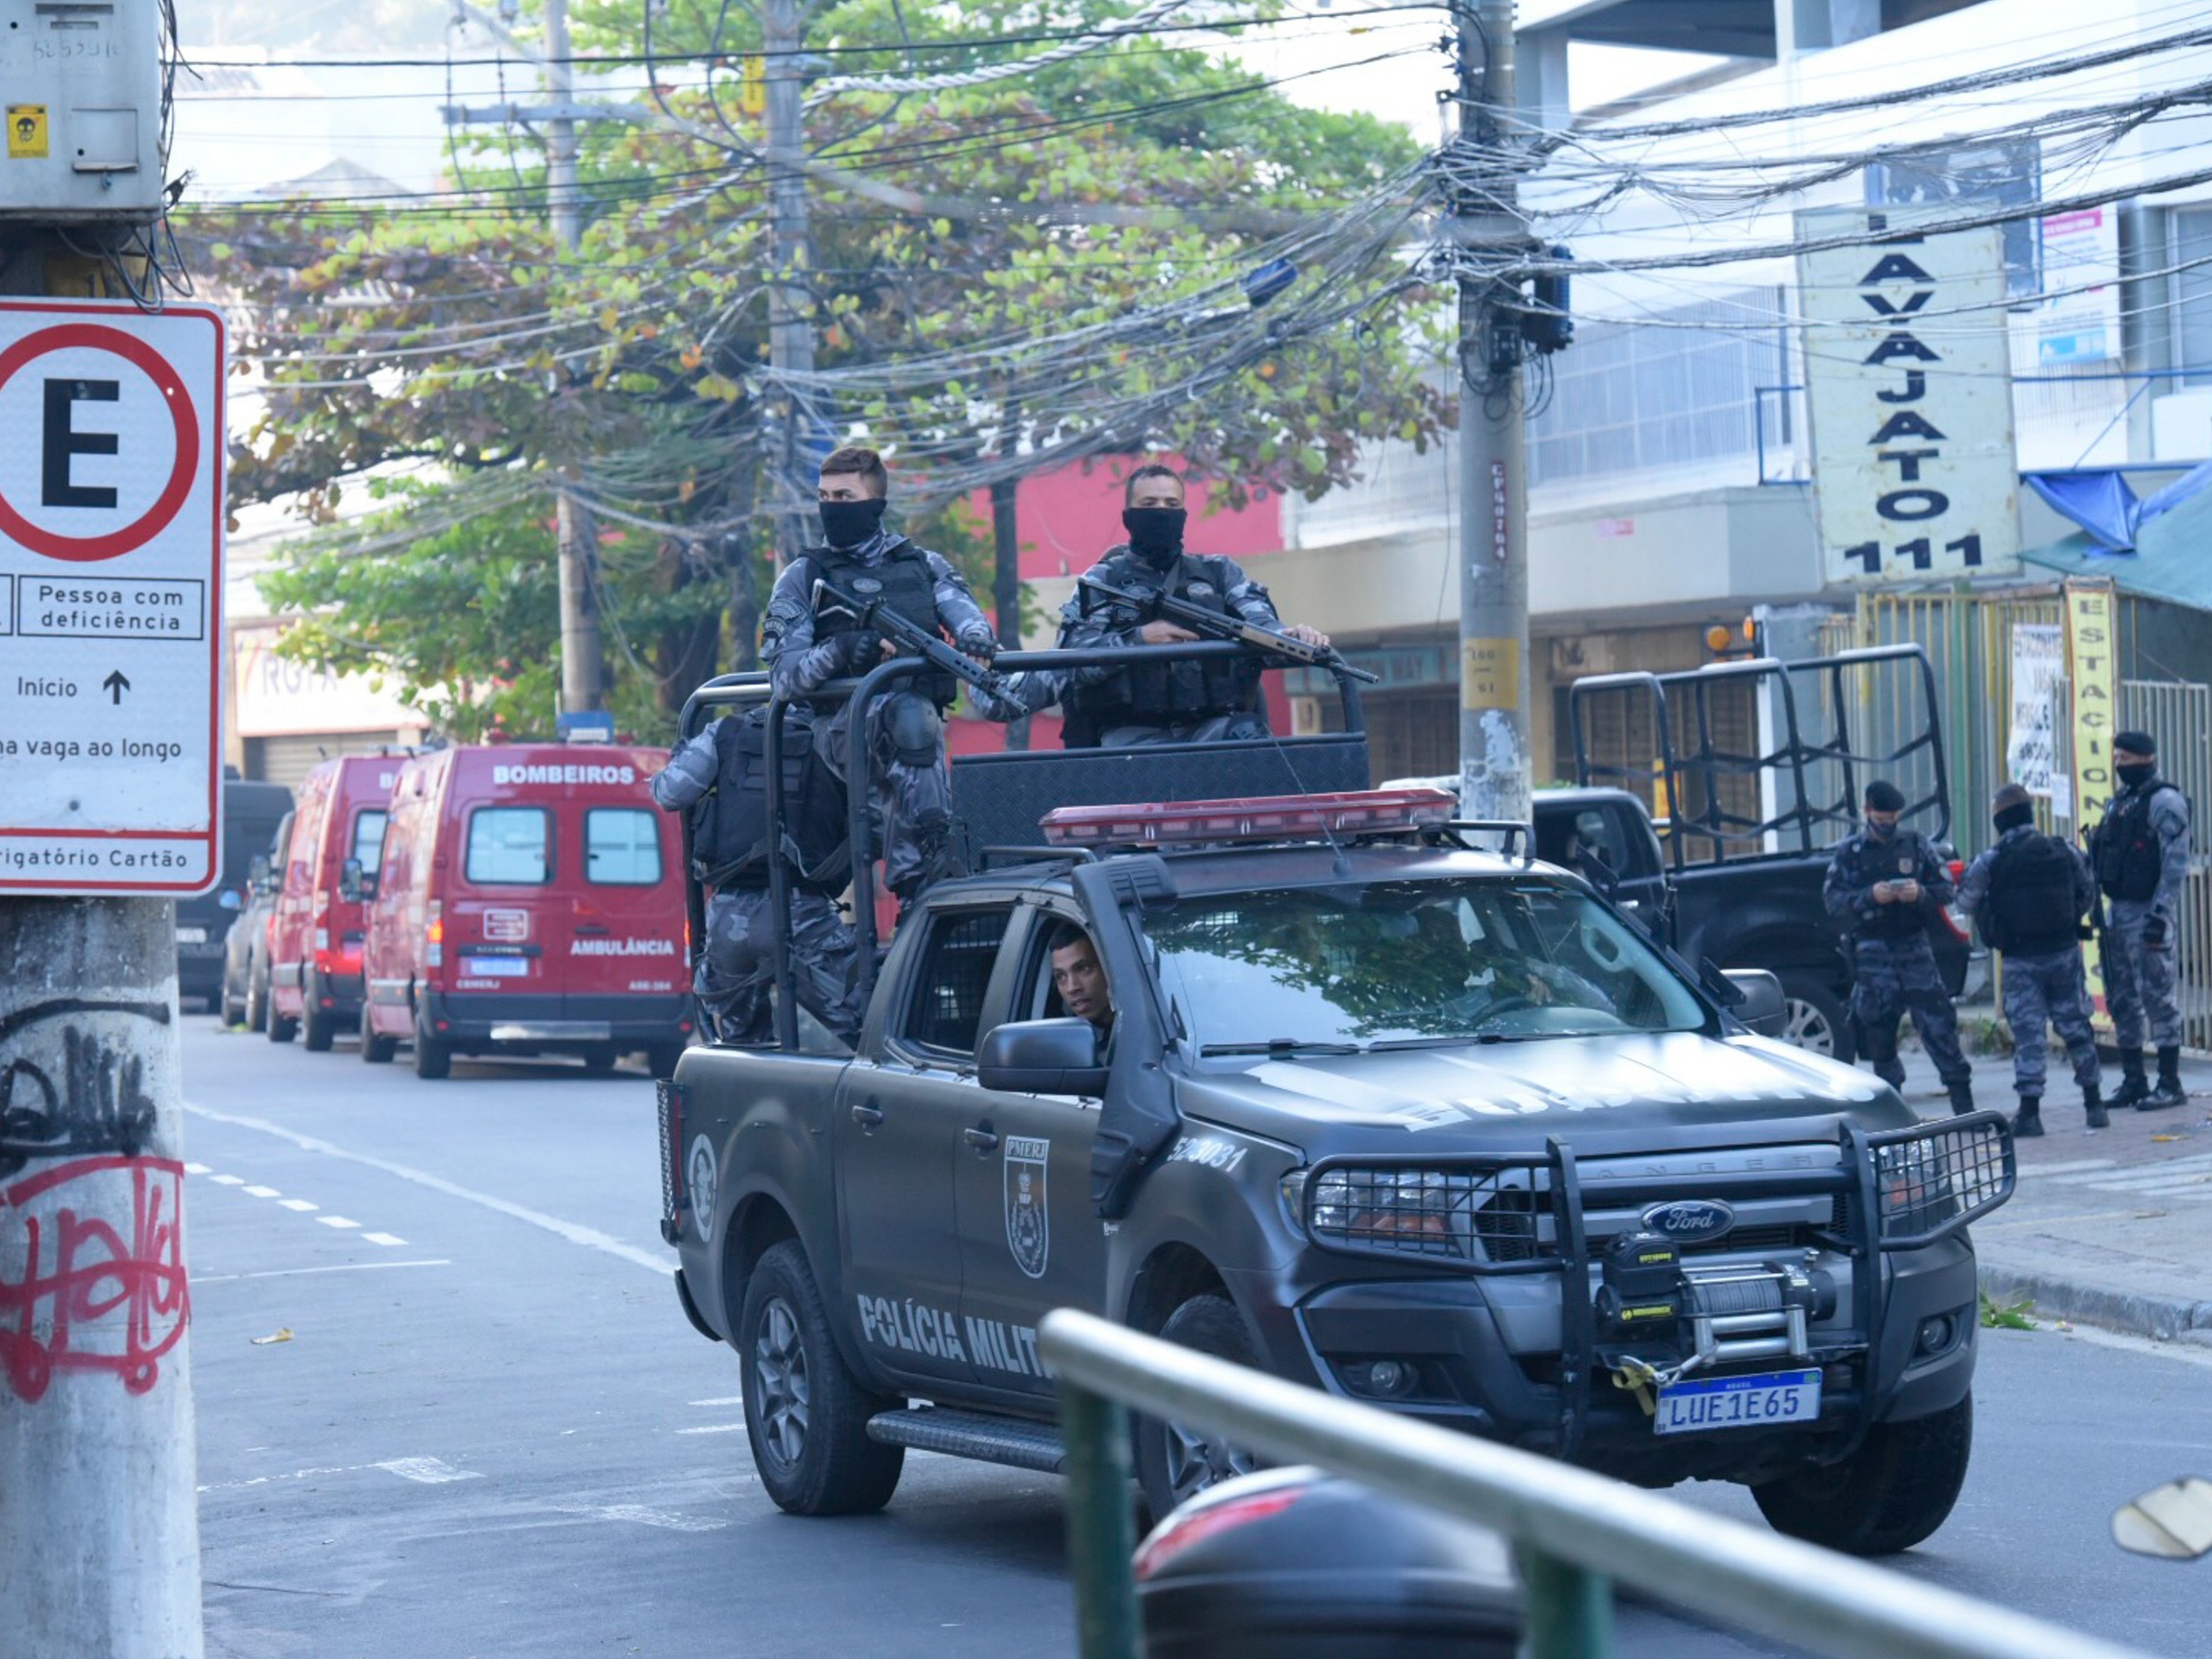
xmin=752 ymin=1297 xmax=811 ymax=1472
xmin=1163 ymin=1417 xmax=1255 ymax=1508
xmin=1782 ymin=996 xmax=1836 ymax=1055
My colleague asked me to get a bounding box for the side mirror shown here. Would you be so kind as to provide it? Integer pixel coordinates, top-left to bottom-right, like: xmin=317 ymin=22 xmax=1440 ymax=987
xmin=218 ymin=889 xmax=243 ymax=911
xmin=339 ymin=858 xmax=376 ymax=903
xmin=1722 ymin=969 xmax=1787 ymax=1038
xmin=978 ymin=1018 xmax=1109 ymax=1096
xmin=2113 ymin=1478 xmax=2212 ymax=1560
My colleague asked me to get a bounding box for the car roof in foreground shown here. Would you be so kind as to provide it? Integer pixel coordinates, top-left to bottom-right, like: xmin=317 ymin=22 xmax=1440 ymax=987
xmin=939 ymin=841 xmax=1567 ymax=903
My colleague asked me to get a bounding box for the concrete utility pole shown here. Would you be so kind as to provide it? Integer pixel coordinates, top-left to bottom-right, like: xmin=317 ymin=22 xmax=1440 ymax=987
xmin=1453 ymin=0 xmax=1533 ymax=828
xmin=0 ymin=249 xmax=206 ymax=1657
xmin=765 ymin=0 xmax=818 ymax=571
xmin=545 ymin=0 xmax=606 ymax=714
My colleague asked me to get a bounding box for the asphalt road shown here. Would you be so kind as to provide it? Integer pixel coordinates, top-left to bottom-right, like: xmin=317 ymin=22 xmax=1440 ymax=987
xmin=178 ymin=1021 xmax=2212 ymax=1658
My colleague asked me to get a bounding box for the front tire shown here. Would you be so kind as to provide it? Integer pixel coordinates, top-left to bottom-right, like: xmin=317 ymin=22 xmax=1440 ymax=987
xmin=1135 ymin=1293 xmax=1261 ymax=1522
xmin=302 ymin=975 xmax=336 ymax=1052
xmin=412 ymin=1005 xmax=451 ymax=1080
xmin=1778 ymin=973 xmax=1856 ymax=1065
xmin=360 ymin=1003 xmax=397 ymax=1065
xmin=1752 ymin=1394 xmax=1972 ymax=1556
xmin=266 ymin=987 xmax=297 ymax=1045
xmin=739 ymin=1241 xmax=904 ymax=1516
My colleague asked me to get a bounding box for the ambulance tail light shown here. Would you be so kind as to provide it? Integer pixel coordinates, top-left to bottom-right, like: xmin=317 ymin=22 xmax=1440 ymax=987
xmin=1041 ymin=788 xmax=1458 ymax=850
xmin=426 ymin=901 xmax=444 ymax=969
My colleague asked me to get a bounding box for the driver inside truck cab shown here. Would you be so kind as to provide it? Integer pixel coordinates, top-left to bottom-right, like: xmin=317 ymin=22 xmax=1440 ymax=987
xmin=1048 ymin=925 xmax=1115 ymax=1042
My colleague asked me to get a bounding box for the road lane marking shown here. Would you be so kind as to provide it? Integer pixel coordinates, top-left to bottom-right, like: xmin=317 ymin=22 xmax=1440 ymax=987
xmin=2015 ymin=1159 xmax=2117 ymax=1178
xmin=377 ymin=1457 xmax=481 ymax=1484
xmin=316 ymin=1216 xmax=362 ymax=1230
xmin=187 ymin=1101 xmax=673 ymax=1276
xmin=689 ymin=1396 xmax=744 ymax=1407
xmin=243 ymin=1185 xmax=281 ymax=1198
xmin=185 ymin=1162 xmax=212 ymax=1175
xmin=547 ymin=1503 xmax=727 ymax=1532
xmin=210 ymin=1174 xmax=245 ymax=1186
xmin=278 ymin=1198 xmax=319 ymax=1212
xmin=363 ymin=1231 xmax=409 ymax=1247
xmin=2048 ymin=1153 xmax=2212 ymax=1186
xmin=193 ymin=1260 xmax=451 ymax=1285
xmin=674 ymin=1424 xmax=746 ymax=1436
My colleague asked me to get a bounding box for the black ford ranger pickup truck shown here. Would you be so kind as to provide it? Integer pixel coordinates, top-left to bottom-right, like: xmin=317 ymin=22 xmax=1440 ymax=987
xmin=655 ymin=783 xmax=2012 ymax=1557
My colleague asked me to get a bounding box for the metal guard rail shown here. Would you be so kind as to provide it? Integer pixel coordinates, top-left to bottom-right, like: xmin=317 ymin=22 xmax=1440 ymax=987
xmin=1038 ymin=1306 xmax=2146 ymax=1659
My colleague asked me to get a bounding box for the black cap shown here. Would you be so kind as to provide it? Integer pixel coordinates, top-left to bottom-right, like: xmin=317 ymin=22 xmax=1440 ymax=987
xmin=1864 ymin=780 xmax=1907 ymax=812
xmin=2115 ymin=731 xmax=2157 ymax=759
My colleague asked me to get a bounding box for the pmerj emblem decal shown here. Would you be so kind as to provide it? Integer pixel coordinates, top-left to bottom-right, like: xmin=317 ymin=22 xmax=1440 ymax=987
xmin=1640 ymin=1198 xmax=1735 ymax=1242
xmin=1184 ymin=581 xmax=1216 ymax=597
xmin=687 ymin=1133 xmax=719 ymax=1243
xmin=1004 ymin=1135 xmax=1051 ymax=1279
xmin=852 ymin=576 xmax=885 ymax=595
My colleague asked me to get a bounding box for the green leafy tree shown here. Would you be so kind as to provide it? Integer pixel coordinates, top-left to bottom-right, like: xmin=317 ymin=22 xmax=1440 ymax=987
xmin=187 ymin=0 xmax=1444 ymax=737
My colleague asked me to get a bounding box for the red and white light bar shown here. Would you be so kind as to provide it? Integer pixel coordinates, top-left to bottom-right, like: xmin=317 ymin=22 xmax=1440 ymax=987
xmin=1040 ymin=787 xmax=1458 ymax=850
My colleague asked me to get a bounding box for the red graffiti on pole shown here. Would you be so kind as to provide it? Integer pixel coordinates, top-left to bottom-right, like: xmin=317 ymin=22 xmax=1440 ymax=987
xmin=0 ymin=1155 xmax=190 ymax=1403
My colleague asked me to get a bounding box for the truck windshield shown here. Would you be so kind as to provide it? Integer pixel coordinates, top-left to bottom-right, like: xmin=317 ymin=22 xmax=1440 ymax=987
xmin=1144 ymin=880 xmax=1707 ymax=1051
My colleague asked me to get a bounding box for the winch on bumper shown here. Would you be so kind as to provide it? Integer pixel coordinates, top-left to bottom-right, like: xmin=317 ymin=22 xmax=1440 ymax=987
xmin=1282 ymin=1113 xmax=2013 ymax=1487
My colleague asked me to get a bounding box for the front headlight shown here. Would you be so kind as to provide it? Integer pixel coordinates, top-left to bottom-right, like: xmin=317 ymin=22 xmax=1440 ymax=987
xmin=1306 ymin=1167 xmax=1475 ymax=1261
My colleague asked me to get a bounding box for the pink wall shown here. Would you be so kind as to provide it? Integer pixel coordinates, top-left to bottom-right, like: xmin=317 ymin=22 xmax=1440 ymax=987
xmin=973 ymin=454 xmax=1287 ymax=583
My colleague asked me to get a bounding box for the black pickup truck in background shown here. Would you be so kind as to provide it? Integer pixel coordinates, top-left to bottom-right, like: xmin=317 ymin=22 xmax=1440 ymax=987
xmin=1561 ymin=644 xmax=1972 ymax=1066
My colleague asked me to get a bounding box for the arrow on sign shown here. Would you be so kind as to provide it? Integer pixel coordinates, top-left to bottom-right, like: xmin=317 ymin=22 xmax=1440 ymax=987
xmin=103 ymin=670 xmax=129 ymax=704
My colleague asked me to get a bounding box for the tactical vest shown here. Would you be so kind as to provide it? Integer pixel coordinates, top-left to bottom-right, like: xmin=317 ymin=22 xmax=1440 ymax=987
xmin=805 ymin=540 xmax=956 ymax=704
xmin=689 ymin=708 xmax=850 ymax=895
xmin=2090 ymin=779 xmax=2184 ymax=903
xmin=1064 ymin=552 xmax=1259 ymax=734
xmin=1838 ymin=830 xmax=1929 ymax=941
xmin=1980 ymin=832 xmax=2081 ymax=956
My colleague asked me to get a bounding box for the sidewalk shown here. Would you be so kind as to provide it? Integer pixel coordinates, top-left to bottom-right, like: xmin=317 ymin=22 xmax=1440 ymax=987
xmin=1886 ymin=1042 xmax=2212 ymax=1344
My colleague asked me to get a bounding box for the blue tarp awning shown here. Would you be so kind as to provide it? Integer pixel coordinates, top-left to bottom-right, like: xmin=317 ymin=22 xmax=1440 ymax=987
xmin=2025 ymin=460 xmax=2212 ymax=552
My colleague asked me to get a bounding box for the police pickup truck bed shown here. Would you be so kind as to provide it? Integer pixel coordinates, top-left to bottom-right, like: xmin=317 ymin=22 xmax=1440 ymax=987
xmin=656 ymin=782 xmax=2013 ymax=1556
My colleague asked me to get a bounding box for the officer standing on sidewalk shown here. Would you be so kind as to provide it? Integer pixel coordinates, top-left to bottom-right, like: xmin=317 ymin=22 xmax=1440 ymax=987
xmin=2090 ymin=731 xmax=2194 ymax=1111
xmin=1959 ymin=783 xmax=2104 ymax=1136
xmin=1823 ymin=780 xmax=1976 ymax=1112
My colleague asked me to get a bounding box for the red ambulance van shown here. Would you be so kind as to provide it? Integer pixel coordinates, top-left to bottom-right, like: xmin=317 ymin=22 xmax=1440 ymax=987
xmin=359 ymin=743 xmax=690 ymax=1079
xmin=267 ymin=754 xmax=405 ymax=1049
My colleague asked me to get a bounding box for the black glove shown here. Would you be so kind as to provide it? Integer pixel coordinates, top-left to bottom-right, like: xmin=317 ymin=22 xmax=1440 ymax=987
xmin=2144 ymin=914 xmax=2168 ymax=948
xmin=841 ymin=630 xmax=883 ymax=673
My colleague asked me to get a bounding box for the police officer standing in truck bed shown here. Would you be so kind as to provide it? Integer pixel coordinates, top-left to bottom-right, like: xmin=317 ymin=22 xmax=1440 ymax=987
xmin=761 ymin=445 xmax=998 ymax=906
xmin=2090 ymin=730 xmax=2194 ymax=1111
xmin=1958 ymin=782 xmax=2102 ymax=1137
xmin=651 ymin=704 xmax=861 ymax=1048
xmin=1055 ymin=464 xmax=1330 ymax=747
xmin=1823 ymin=780 xmax=1975 ymax=1113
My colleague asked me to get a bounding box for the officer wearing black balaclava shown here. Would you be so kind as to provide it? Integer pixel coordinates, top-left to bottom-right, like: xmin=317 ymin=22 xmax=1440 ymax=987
xmin=2088 ymin=731 xmax=2193 ymax=1110
xmin=1054 ymin=464 xmax=1333 ymax=748
xmin=1821 ymin=779 xmax=1975 ymax=1113
xmin=759 ymin=445 xmax=996 ymax=909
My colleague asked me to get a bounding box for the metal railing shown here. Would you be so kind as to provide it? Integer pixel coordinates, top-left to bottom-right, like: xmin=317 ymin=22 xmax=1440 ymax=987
xmin=1040 ymin=1307 xmax=2146 ymax=1659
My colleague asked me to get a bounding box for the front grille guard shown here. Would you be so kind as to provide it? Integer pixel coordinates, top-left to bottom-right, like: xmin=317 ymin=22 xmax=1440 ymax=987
xmin=1299 ymin=1113 xmax=2012 ymax=1458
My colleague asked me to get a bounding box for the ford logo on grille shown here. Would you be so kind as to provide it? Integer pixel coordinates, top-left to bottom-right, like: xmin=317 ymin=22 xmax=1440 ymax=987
xmin=1640 ymin=1199 xmax=1736 ymax=1240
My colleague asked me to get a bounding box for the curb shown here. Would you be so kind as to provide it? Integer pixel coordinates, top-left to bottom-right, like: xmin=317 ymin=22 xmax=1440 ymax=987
xmin=1979 ymin=1261 xmax=2212 ymax=1344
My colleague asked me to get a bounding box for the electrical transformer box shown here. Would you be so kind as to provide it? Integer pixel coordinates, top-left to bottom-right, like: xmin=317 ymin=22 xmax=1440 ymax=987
xmin=0 ymin=0 xmax=165 ymax=220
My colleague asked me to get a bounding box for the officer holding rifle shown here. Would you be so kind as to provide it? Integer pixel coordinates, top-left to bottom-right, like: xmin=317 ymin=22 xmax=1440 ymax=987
xmin=1049 ymin=464 xmax=1341 ymax=747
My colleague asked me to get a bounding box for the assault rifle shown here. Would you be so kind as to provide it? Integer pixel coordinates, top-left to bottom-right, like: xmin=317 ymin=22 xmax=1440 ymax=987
xmin=812 ymin=577 xmax=1007 ymax=698
xmin=1079 ymin=574 xmax=1379 ymax=684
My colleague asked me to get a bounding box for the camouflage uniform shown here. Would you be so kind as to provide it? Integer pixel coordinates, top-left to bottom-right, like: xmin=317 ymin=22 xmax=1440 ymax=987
xmin=1957 ymin=825 xmax=2099 ymax=1099
xmin=2098 ymin=778 xmax=2191 ymax=1052
xmin=1823 ymin=827 xmax=1972 ymax=1102
xmin=651 ymin=721 xmax=862 ymax=1047
xmin=1057 ymin=546 xmax=1280 ymax=747
xmin=762 ymin=530 xmax=995 ymax=903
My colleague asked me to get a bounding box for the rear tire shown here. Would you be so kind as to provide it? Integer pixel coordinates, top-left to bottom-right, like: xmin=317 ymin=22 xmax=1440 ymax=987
xmin=360 ymin=1003 xmax=397 ymax=1065
xmin=582 ymin=1044 xmax=617 ymax=1075
xmin=245 ymin=966 xmax=270 ymax=1034
xmin=1135 ymin=1293 xmax=1262 ymax=1523
xmin=302 ymin=975 xmax=336 ymax=1052
xmin=1752 ymin=1394 xmax=1972 ymax=1556
xmin=739 ymin=1240 xmax=904 ymax=1516
xmin=221 ymin=982 xmax=245 ymax=1027
xmin=266 ymin=988 xmax=297 ymax=1045
xmin=412 ymin=1006 xmax=451 ymax=1080
xmin=1778 ymin=973 xmax=1855 ymax=1065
